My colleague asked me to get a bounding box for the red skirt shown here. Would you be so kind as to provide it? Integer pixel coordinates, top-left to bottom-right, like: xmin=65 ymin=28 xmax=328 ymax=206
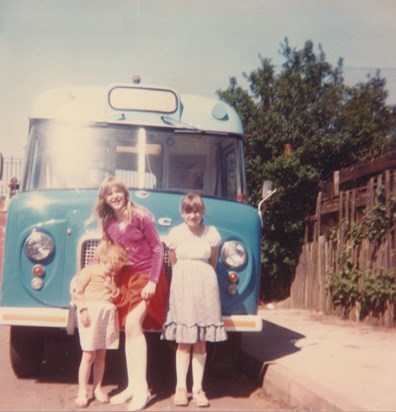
xmin=115 ymin=266 xmax=169 ymax=331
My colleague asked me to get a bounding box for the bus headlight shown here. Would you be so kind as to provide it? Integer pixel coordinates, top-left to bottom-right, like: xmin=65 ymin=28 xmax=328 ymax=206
xmin=220 ymin=240 xmax=247 ymax=269
xmin=24 ymin=231 xmax=54 ymax=262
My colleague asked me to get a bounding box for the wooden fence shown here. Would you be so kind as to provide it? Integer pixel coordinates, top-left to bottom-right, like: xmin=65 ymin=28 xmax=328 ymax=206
xmin=288 ymin=151 xmax=396 ymax=327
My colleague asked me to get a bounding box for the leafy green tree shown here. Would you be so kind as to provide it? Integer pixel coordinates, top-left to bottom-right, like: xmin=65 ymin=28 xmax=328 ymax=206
xmin=217 ymin=39 xmax=396 ymax=300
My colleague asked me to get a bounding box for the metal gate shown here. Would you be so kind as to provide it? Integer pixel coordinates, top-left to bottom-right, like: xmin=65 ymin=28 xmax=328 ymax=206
xmin=0 ymin=156 xmax=23 ymax=200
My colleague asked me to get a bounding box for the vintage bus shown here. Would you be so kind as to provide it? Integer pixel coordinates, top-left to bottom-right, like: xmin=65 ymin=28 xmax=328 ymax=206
xmin=0 ymin=79 xmax=275 ymax=378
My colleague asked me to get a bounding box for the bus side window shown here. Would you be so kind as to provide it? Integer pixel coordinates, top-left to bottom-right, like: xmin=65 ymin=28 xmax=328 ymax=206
xmin=224 ymin=148 xmax=237 ymax=199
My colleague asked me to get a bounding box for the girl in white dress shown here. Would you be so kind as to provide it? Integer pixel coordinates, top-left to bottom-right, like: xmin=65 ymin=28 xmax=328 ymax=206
xmin=71 ymin=241 xmax=129 ymax=408
xmin=162 ymin=193 xmax=227 ymax=407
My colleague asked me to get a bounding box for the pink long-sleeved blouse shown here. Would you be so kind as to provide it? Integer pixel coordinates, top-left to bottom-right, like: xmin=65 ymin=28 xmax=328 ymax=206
xmin=104 ymin=212 xmax=163 ymax=283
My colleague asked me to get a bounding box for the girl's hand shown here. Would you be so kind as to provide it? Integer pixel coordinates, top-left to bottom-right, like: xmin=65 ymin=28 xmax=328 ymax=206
xmin=80 ymin=309 xmax=90 ymax=327
xmin=141 ymin=281 xmax=156 ymax=301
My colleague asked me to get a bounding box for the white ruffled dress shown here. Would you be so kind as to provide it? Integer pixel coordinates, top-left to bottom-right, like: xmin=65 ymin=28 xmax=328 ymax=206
xmin=161 ymin=223 xmax=227 ymax=344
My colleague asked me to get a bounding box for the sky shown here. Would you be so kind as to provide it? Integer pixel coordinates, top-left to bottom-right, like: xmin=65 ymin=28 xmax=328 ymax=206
xmin=1 ymin=0 xmax=396 ymax=159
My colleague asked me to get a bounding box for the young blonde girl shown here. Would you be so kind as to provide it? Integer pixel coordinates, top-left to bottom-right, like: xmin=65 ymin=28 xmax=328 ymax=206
xmin=71 ymin=241 xmax=129 ymax=408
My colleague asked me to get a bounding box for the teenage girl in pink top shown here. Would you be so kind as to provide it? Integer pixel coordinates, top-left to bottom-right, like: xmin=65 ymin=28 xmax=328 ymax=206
xmin=95 ymin=176 xmax=168 ymax=411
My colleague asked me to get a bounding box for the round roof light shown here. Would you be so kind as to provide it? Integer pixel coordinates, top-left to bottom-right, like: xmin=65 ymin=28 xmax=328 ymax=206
xmin=211 ymin=103 xmax=229 ymax=121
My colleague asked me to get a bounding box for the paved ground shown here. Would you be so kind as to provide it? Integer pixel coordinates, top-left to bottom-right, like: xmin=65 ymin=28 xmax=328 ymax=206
xmin=0 ymin=325 xmax=291 ymax=412
xmin=241 ymin=307 xmax=396 ymax=412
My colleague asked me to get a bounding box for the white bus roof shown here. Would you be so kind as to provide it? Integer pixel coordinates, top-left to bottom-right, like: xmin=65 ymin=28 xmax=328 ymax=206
xmin=30 ymin=83 xmax=244 ymax=135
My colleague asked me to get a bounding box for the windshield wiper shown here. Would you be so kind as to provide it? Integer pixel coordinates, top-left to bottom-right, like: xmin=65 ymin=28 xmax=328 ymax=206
xmin=160 ymin=115 xmax=203 ymax=132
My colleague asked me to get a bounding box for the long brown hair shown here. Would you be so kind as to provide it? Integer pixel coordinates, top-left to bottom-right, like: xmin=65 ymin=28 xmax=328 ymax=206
xmin=95 ymin=176 xmax=148 ymax=231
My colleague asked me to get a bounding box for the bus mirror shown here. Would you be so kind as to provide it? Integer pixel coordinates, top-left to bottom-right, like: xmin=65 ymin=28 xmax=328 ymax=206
xmin=262 ymin=180 xmax=273 ymax=199
xmin=0 ymin=153 xmax=3 ymax=180
xmin=257 ymin=180 xmax=276 ymax=226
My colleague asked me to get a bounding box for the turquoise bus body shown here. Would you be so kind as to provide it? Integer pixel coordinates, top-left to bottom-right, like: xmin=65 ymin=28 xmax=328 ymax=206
xmin=2 ymin=190 xmax=261 ymax=316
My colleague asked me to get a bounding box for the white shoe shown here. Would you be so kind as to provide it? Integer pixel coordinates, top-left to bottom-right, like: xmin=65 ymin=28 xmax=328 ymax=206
xmin=173 ymin=388 xmax=189 ymax=406
xmin=193 ymin=390 xmax=209 ymax=407
xmin=75 ymin=389 xmax=89 ymax=408
xmin=127 ymin=390 xmax=156 ymax=411
xmin=94 ymin=389 xmax=109 ymax=404
xmin=110 ymin=388 xmax=134 ymax=405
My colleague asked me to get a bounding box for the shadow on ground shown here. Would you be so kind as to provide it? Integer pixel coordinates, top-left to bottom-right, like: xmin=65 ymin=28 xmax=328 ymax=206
xmin=29 ymin=318 xmax=303 ymax=404
xmin=34 ymin=330 xmax=259 ymax=400
xmin=240 ymin=319 xmax=305 ymax=383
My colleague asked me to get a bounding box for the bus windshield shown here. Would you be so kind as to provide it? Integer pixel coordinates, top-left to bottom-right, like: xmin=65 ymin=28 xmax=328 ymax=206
xmin=24 ymin=121 xmax=246 ymax=200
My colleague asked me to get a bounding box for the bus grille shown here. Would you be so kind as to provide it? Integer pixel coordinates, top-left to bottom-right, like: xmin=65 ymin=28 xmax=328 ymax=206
xmin=80 ymin=239 xmax=101 ymax=268
xmin=80 ymin=239 xmax=172 ymax=281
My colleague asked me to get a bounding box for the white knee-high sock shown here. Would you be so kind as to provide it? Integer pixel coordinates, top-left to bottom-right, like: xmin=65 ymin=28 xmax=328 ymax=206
xmin=110 ymin=337 xmax=136 ymax=405
xmin=128 ymin=334 xmax=148 ymax=394
xmin=192 ymin=352 xmax=207 ymax=393
xmin=124 ymin=337 xmax=135 ymax=393
xmin=176 ymin=350 xmax=191 ymax=390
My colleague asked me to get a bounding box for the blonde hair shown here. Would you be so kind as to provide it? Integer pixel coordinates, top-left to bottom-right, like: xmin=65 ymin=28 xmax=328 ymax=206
xmin=180 ymin=192 xmax=206 ymax=215
xmin=95 ymin=241 xmax=129 ymax=267
xmin=95 ymin=176 xmax=148 ymax=231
